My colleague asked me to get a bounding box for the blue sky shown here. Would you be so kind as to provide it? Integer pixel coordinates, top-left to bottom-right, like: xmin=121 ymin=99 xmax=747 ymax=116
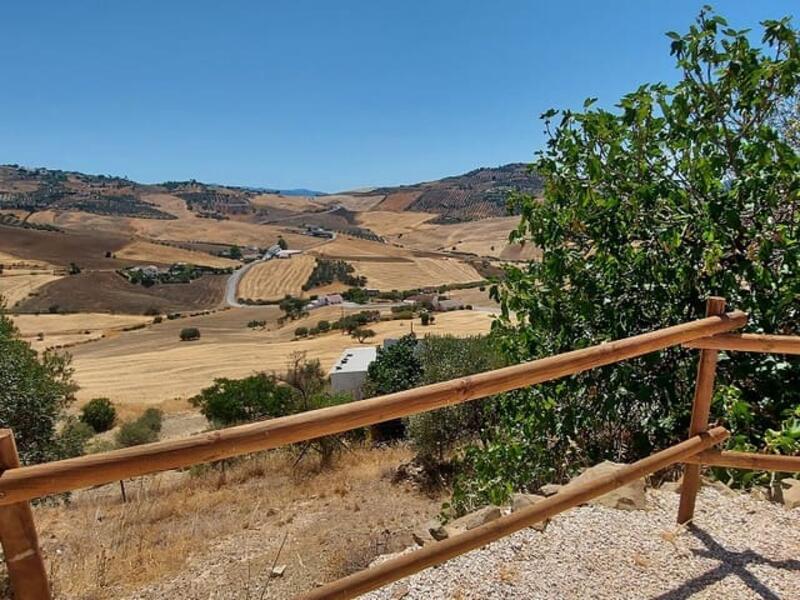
xmin=0 ymin=1 xmax=795 ymax=192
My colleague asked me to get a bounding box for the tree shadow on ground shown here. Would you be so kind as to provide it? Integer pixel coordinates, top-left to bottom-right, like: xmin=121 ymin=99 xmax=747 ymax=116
xmin=652 ymin=524 xmax=800 ymax=600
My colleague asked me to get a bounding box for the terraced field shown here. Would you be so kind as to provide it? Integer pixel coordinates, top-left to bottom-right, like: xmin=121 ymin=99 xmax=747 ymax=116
xmin=237 ymin=255 xmax=316 ymax=301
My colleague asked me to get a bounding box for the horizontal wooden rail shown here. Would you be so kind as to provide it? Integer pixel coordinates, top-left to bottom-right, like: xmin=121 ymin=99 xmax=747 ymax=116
xmin=0 ymin=310 xmax=746 ymax=506
xmin=685 ymin=449 xmax=800 ymax=472
xmin=298 ymin=427 xmax=730 ymax=600
xmin=683 ymin=333 xmax=800 ymax=355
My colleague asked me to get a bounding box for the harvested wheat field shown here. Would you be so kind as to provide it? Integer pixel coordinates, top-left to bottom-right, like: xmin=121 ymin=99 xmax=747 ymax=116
xmin=11 ymin=313 xmax=153 ymax=351
xmin=355 ymin=211 xmax=437 ymax=236
xmin=309 ymin=235 xmax=411 ymax=260
xmin=393 ymin=216 xmax=539 ymax=261
xmin=68 ymin=309 xmax=492 ymax=402
xmin=0 ymin=271 xmax=63 ymax=308
xmin=237 ymin=255 xmax=316 ymax=301
xmin=352 ymin=257 xmax=483 ymax=290
xmin=116 ymin=240 xmax=239 ymax=268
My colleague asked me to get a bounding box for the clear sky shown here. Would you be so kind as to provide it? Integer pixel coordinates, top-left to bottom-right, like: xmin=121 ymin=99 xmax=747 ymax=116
xmin=0 ymin=1 xmax=795 ymax=192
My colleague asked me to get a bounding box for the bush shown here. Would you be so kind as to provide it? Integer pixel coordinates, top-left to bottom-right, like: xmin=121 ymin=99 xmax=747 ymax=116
xmin=80 ymin=397 xmax=116 ymax=433
xmin=295 ymin=326 xmax=309 ymax=337
xmin=143 ymin=307 xmax=160 ymax=316
xmin=179 ymin=327 xmax=201 ymax=341
xmin=57 ymin=417 xmax=95 ymax=458
xmin=115 ymin=408 xmax=163 ymax=447
xmin=351 ymin=328 xmax=375 ymax=343
xmin=420 ymin=312 xmax=431 ymax=326
xmin=153 ymin=316 xmax=163 ymax=324
xmin=317 ymin=320 xmax=331 ymax=332
xmin=190 ymin=374 xmax=295 ymax=428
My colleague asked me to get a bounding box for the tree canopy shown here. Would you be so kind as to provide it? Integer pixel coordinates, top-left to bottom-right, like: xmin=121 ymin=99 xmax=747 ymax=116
xmin=455 ymin=9 xmax=800 ymax=510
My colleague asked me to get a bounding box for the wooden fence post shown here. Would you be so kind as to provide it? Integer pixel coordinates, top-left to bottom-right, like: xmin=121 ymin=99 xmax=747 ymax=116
xmin=0 ymin=430 xmax=50 ymax=600
xmin=677 ymin=297 xmax=726 ymax=524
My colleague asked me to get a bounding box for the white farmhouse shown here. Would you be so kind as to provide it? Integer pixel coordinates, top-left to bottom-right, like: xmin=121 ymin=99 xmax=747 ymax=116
xmin=329 ymin=347 xmax=377 ymax=400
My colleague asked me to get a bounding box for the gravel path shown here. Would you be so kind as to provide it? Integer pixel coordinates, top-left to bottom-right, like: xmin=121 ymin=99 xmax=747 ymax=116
xmin=364 ymin=487 xmax=800 ymax=600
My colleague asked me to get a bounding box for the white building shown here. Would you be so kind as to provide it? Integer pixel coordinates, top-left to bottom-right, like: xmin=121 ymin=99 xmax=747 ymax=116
xmin=329 ymin=347 xmax=377 ymax=400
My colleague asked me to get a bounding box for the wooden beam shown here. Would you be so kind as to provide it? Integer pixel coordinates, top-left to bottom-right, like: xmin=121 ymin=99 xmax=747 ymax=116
xmin=677 ymin=297 xmax=726 ymax=524
xmin=0 ymin=309 xmax=746 ymax=506
xmin=0 ymin=431 xmax=51 ymax=600
xmin=298 ymin=427 xmax=730 ymax=600
xmin=684 ymin=333 xmax=800 ymax=355
xmin=685 ymin=449 xmax=800 ymax=472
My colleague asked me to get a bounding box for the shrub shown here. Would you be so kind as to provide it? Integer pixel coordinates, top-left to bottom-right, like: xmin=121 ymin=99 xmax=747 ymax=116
xmin=420 ymin=312 xmax=431 ymax=326
xmin=153 ymin=316 xmax=163 ymax=324
xmin=80 ymin=397 xmax=116 ymax=433
xmin=179 ymin=327 xmax=201 ymax=341
xmin=190 ymin=374 xmax=295 ymax=428
xmin=351 ymin=328 xmax=375 ymax=343
xmin=57 ymin=417 xmax=95 ymax=458
xmin=115 ymin=409 xmax=163 ymax=447
xmin=247 ymin=319 xmax=266 ymax=329
xmin=294 ymin=326 xmax=309 ymax=337
xmin=317 ymin=320 xmax=331 ymax=332
xmin=143 ymin=307 xmax=160 ymax=316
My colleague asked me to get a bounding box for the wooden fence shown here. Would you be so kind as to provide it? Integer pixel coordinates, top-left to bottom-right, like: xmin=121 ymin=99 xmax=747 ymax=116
xmin=0 ymin=298 xmax=798 ymax=599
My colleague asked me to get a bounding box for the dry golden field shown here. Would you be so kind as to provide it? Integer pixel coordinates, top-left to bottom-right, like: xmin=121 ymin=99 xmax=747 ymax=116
xmin=116 ymin=240 xmax=239 ymax=268
xmin=68 ymin=308 xmax=492 ymax=403
xmin=27 ymin=208 xmax=322 ymax=251
xmin=250 ymin=193 xmax=321 ymax=212
xmin=236 ymin=255 xmax=316 ymax=301
xmin=11 ymin=313 xmax=153 ymax=352
xmin=386 ymin=215 xmax=539 ymax=261
xmin=355 ymin=211 xmax=437 ymax=236
xmin=351 ymin=257 xmax=483 ymax=290
xmin=0 ymin=271 xmax=64 ymax=307
xmin=308 ymin=236 xmax=410 ymax=260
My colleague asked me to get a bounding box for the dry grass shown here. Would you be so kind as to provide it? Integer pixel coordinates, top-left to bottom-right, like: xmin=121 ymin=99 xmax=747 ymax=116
xmin=308 ymin=236 xmax=411 ymax=260
xmin=390 ymin=216 xmax=539 ymax=261
xmin=68 ymin=309 xmax=492 ymax=402
xmin=34 ymin=444 xmax=438 ymax=599
xmin=0 ymin=271 xmax=64 ymax=307
xmin=352 ymin=257 xmax=483 ymax=290
xmin=115 ymin=241 xmax=239 ymax=268
xmin=355 ymin=211 xmax=437 ymax=237
xmin=237 ymin=255 xmax=316 ymax=301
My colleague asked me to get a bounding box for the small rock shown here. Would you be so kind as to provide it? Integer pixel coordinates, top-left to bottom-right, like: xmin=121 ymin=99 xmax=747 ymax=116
xmin=749 ymin=486 xmax=769 ymax=502
xmin=539 ymin=484 xmax=562 ymax=497
xmin=443 ymin=506 xmax=502 ymax=538
xmin=511 ymin=493 xmax=549 ymax=531
xmin=562 ymin=461 xmax=647 ymax=510
xmin=412 ymin=526 xmax=434 ymax=546
xmin=391 ymin=583 xmax=410 ymax=599
xmin=781 ymin=478 xmax=800 ymax=510
xmin=423 ymin=518 xmax=449 ymax=541
xmin=707 ymin=479 xmax=737 ymax=497
xmin=270 ymin=564 xmax=286 ymax=578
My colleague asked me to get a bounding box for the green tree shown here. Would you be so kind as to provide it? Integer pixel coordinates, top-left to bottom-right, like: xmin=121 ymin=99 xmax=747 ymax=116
xmin=455 ymin=9 xmax=800 ymax=510
xmin=277 ymin=236 xmax=288 ymax=250
xmin=179 ymin=327 xmax=201 ymax=341
xmin=0 ymin=300 xmax=78 ymax=464
xmin=80 ymin=397 xmax=117 ymax=433
xmin=351 ymin=328 xmax=376 ymax=344
xmin=190 ymin=374 xmax=295 ymax=427
xmin=279 ymin=296 xmax=308 ymax=321
xmin=228 ymin=245 xmax=243 ymax=260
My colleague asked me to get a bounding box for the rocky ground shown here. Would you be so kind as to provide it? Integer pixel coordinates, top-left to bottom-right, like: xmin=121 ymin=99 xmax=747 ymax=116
xmin=364 ymin=481 xmax=800 ymax=600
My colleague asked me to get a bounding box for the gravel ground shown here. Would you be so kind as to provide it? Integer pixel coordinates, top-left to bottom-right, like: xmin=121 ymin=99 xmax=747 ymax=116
xmin=364 ymin=487 xmax=800 ymax=600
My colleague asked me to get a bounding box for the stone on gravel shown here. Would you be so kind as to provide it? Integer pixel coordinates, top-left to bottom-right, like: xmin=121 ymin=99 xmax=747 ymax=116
xmin=511 ymin=493 xmax=549 ymax=531
xmin=539 ymin=484 xmax=562 ymax=497
xmin=563 ymin=460 xmax=646 ymax=510
xmin=781 ymin=478 xmax=800 ymax=509
xmin=270 ymin=564 xmax=286 ymax=578
xmin=443 ymin=506 xmax=502 ymax=538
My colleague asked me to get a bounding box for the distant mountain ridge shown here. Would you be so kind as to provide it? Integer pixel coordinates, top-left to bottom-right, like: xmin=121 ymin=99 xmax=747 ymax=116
xmin=0 ymin=162 xmax=540 ymax=223
xmin=354 ymin=163 xmax=542 ymax=222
